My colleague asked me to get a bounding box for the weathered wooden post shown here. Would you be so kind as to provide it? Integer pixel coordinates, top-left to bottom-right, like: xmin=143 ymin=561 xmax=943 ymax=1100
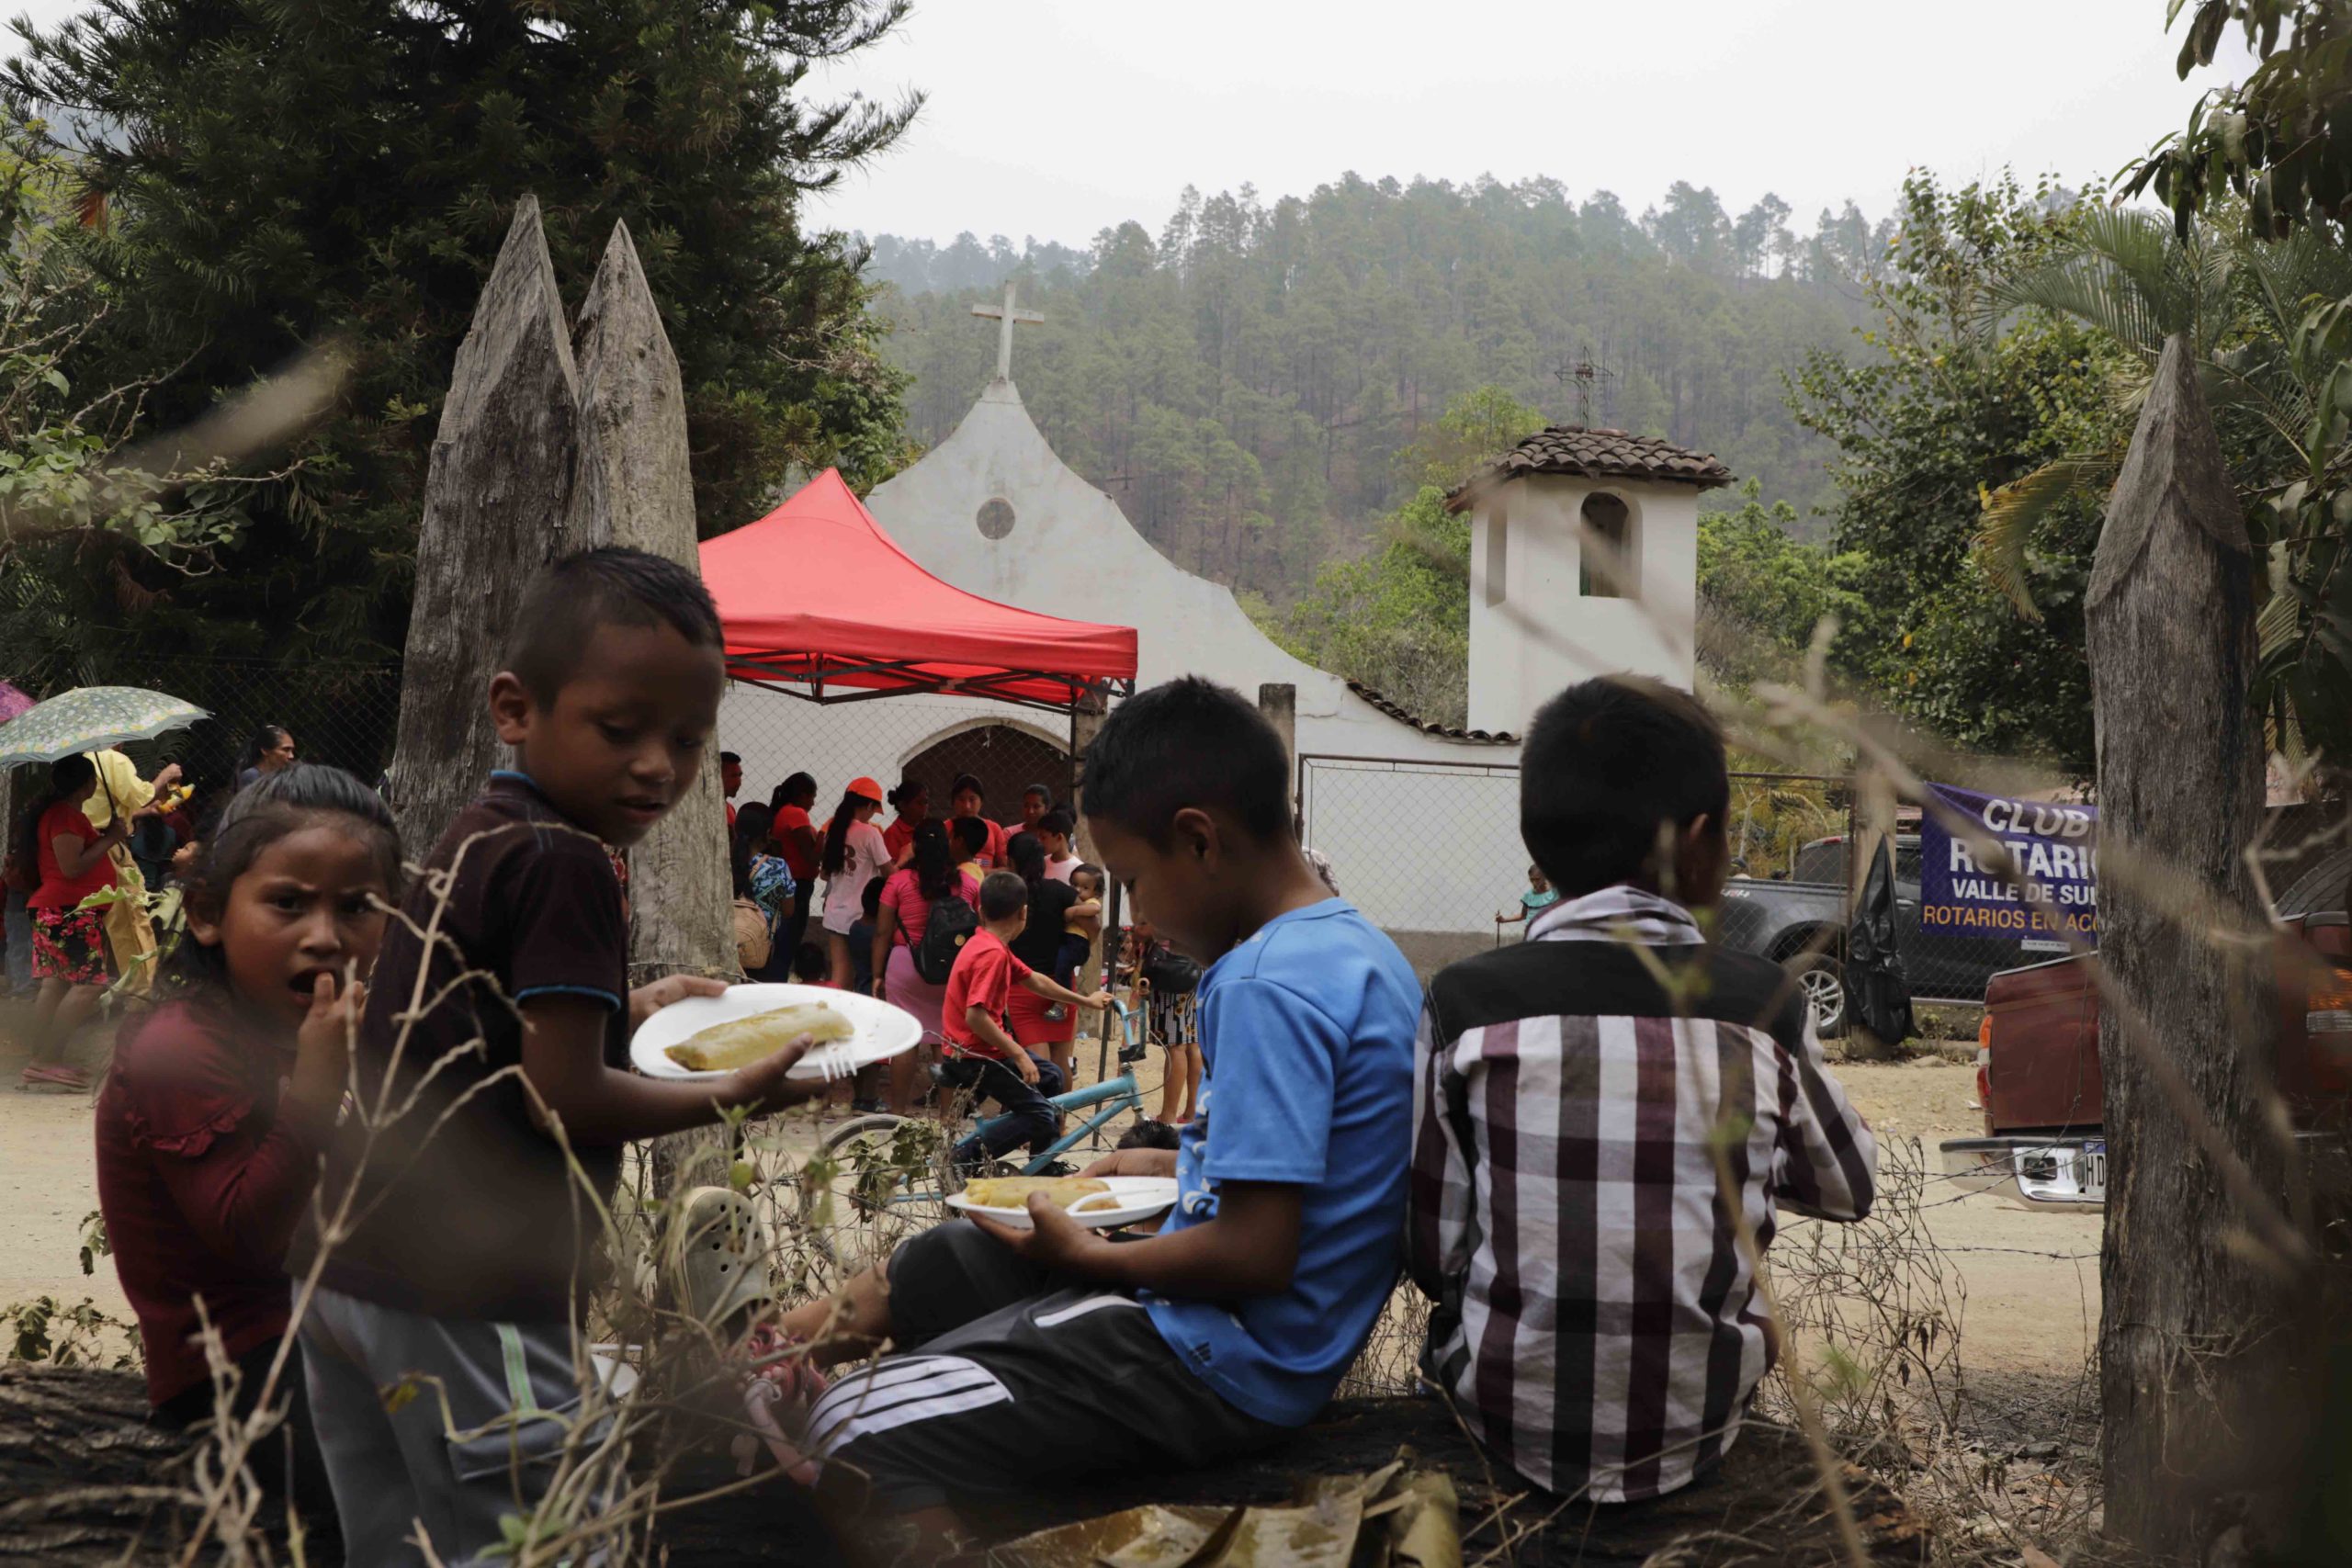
xmin=2088 ymin=333 xmax=2287 ymax=1551
xmin=1069 ymin=690 xmax=1106 ymax=868
xmin=1069 ymin=688 xmax=1111 ymax=1033
xmin=387 ymin=197 xmax=579 ymax=852
xmin=1257 ymin=682 xmax=1297 ymax=826
xmin=569 ymin=221 xmax=734 ymax=983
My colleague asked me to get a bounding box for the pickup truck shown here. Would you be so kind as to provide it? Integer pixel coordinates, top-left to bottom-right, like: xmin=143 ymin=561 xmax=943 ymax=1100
xmin=1718 ymin=834 xmax=2046 ymax=1036
xmin=1939 ymin=910 xmax=2351 ymax=1208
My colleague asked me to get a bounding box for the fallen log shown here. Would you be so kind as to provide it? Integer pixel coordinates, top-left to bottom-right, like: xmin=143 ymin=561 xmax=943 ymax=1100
xmin=6 ymin=1361 xmax=1925 ymax=1565
xmin=0 ymin=1360 xmax=204 ymax=1563
xmin=958 ymin=1396 xmax=1928 ymax=1566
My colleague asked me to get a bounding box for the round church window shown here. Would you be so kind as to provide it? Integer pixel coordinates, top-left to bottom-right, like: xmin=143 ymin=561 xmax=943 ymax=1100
xmin=977 ymin=497 xmax=1015 ymax=539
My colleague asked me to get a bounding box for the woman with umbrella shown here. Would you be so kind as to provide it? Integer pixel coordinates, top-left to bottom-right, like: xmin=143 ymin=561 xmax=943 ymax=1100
xmin=15 ymin=754 xmax=171 ymax=1088
xmin=1 ymin=685 xmax=207 ymax=1087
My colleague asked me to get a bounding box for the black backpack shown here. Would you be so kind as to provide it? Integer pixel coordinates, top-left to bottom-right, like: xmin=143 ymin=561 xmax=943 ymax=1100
xmin=912 ymin=890 xmax=981 ymax=985
xmin=1141 ymin=942 xmax=1204 ymax=996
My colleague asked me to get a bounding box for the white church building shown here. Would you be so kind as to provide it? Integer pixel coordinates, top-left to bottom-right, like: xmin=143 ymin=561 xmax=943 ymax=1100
xmin=720 ymin=288 xmax=1732 ymax=964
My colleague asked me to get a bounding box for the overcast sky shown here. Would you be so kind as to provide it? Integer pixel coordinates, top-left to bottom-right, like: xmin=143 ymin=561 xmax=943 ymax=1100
xmin=1 ymin=0 xmax=2262 ymax=246
xmin=802 ymin=0 xmax=2259 ymax=246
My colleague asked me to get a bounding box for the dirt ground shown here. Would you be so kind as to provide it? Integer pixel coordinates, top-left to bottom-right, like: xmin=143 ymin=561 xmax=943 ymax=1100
xmin=1 ymin=1005 xmax=137 ymax=1353
xmin=1824 ymin=1053 xmax=2103 ymax=1379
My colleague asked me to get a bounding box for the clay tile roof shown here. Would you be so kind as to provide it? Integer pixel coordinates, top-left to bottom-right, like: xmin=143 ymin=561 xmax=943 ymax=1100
xmin=1346 ymin=681 xmax=1520 ymax=746
xmin=1445 ymin=425 xmax=1734 ymax=510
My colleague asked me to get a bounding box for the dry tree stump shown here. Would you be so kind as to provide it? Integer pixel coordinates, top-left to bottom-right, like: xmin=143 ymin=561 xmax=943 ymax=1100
xmin=569 ymin=219 xmax=735 ymax=990
xmin=385 ymin=194 xmax=582 ymax=855
xmin=2086 ymin=332 xmax=2299 ymax=1552
xmin=0 ymin=1364 xmax=1924 ymax=1566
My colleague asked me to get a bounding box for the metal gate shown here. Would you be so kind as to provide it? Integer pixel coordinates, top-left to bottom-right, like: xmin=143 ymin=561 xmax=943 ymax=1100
xmin=1297 ymin=754 xmax=1871 ymax=980
xmin=1295 ymin=752 xmax=1524 ymax=974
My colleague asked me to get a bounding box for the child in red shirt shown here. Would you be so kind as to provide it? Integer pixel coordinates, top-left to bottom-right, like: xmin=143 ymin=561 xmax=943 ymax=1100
xmin=93 ymin=763 xmax=401 ymax=1509
xmin=940 ymin=871 xmax=1111 ymax=1172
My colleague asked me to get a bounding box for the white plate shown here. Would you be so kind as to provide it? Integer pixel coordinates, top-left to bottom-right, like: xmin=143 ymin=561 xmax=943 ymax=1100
xmin=945 ymin=1176 xmax=1180 ymax=1231
xmin=629 ymin=984 xmax=922 ymax=1083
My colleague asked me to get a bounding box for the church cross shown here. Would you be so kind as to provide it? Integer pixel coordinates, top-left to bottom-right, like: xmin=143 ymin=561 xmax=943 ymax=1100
xmin=971 ymin=279 xmax=1044 ymax=381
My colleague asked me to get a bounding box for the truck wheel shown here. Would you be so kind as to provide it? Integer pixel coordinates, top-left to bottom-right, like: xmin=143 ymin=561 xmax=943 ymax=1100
xmin=1784 ymin=953 xmax=1849 ymax=1038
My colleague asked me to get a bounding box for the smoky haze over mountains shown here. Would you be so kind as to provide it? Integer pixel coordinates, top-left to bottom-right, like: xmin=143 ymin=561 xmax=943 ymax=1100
xmin=805 ymin=1 xmax=2253 ymax=244
xmin=812 ymin=0 xmax=2257 ymax=600
xmin=860 ymin=173 xmax=1899 ymax=592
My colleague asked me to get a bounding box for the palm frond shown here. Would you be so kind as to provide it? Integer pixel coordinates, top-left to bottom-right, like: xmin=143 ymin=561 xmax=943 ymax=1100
xmin=2238 ymin=228 xmax=2352 ymax=342
xmin=1997 ymin=256 xmax=2165 ymax=354
xmin=1974 ymin=453 xmax=2116 ymax=618
xmin=1990 ymin=208 xmax=2227 ymax=355
xmin=2257 ymin=523 xmax=2304 ymax=670
xmin=2231 ymin=228 xmax=2352 ymax=468
xmin=2190 ymin=227 xmax=2237 ymax=340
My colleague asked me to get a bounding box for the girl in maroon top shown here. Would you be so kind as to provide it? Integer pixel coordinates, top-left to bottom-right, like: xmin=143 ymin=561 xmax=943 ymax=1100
xmin=94 ymin=765 xmax=399 ymax=1499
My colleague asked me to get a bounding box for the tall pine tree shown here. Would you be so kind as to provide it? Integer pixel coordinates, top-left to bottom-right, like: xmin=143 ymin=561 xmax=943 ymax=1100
xmin=1 ymin=0 xmax=918 ymax=668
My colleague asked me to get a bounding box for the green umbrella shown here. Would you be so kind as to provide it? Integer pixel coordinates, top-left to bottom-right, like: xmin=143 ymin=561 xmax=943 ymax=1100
xmin=0 ymin=685 xmax=210 ymax=766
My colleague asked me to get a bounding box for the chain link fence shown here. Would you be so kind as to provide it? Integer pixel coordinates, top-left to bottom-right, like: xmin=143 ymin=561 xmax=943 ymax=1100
xmin=1723 ymin=772 xmax=1854 ymax=883
xmin=1295 ymin=753 xmax=1523 ymax=976
xmin=4 ymin=652 xmax=403 ymax=813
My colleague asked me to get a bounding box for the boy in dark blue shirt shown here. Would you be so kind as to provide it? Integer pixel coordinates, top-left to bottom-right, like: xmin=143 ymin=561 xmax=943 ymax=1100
xmin=770 ymin=678 xmax=1420 ymax=1556
xmin=292 ymin=549 xmax=820 ymax=1563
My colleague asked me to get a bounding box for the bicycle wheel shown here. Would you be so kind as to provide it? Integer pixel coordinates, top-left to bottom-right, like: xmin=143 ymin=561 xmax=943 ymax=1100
xmin=797 ymin=1113 xmax=955 ymax=1274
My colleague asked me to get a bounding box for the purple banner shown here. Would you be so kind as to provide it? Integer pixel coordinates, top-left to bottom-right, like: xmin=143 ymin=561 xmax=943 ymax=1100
xmin=1918 ymin=784 xmax=2098 ymax=948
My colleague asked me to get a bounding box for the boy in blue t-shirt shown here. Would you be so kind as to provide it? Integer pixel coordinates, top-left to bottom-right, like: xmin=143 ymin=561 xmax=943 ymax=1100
xmin=771 ymin=677 xmax=1420 ymax=1551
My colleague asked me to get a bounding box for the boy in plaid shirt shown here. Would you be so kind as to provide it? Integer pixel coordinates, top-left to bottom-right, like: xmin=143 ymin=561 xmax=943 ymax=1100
xmin=1408 ymin=677 xmax=1876 ymax=1503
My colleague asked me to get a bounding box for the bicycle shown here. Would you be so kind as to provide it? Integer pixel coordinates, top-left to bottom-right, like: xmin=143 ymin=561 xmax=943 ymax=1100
xmin=797 ymin=1003 xmax=1154 ymax=1260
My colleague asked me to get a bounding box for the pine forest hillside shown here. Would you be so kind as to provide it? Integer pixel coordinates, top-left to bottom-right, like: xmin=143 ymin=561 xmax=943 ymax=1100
xmin=861 ymin=175 xmax=1894 ymax=601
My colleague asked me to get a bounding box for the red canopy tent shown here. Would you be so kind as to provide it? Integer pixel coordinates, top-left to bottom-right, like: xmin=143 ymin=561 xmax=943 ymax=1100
xmin=701 ymin=468 xmax=1136 ymax=715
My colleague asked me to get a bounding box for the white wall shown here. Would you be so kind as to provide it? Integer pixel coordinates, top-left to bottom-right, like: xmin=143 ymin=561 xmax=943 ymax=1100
xmin=1465 ymin=474 xmax=1699 ymax=734
xmin=863 ymin=379 xmax=1514 ymax=770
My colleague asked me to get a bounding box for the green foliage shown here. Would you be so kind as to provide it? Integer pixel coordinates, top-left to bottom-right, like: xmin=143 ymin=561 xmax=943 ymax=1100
xmin=3 ymin=1293 xmax=138 ymax=1369
xmin=2127 ymin=1 xmax=2352 ymax=240
xmin=876 ymin=175 xmax=1887 ymax=602
xmin=0 ymin=114 xmax=261 ymax=586
xmin=1398 ymin=384 xmax=1551 ymax=489
xmin=1695 ymin=482 xmax=1869 ymax=687
xmin=1968 ymin=209 xmax=2244 ymax=617
xmin=1267 ymin=486 xmax=1472 ymax=724
xmin=1255 ymin=386 xmax=1544 ymax=726
xmin=76 ymin=1208 xmax=108 ymax=1277
xmin=2121 ymin=2 xmax=2352 ymax=761
xmin=1787 ymin=173 xmax=2123 ymax=772
xmin=0 ymin=0 xmax=919 ymax=673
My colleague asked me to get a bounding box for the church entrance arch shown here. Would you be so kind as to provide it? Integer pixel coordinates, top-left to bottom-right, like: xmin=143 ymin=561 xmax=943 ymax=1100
xmin=899 ymin=719 xmax=1072 ymax=828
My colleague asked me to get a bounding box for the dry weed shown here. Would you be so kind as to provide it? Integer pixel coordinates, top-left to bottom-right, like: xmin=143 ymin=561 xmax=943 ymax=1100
xmin=1762 ymin=1136 xmax=2101 ymax=1566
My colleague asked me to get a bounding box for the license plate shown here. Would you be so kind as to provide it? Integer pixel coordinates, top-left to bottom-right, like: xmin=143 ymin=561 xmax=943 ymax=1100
xmin=2017 ymin=1140 xmax=2106 ymax=1204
